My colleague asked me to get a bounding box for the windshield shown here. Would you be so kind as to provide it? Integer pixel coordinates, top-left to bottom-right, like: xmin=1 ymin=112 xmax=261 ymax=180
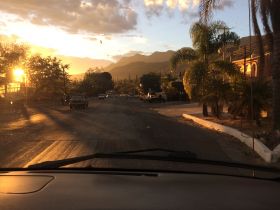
xmin=0 ymin=0 xmax=280 ymax=173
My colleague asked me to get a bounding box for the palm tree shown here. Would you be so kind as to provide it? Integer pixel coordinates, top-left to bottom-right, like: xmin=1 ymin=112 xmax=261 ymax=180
xmin=199 ymin=0 xmax=280 ymax=133
xmin=171 ymin=21 xmax=239 ymax=117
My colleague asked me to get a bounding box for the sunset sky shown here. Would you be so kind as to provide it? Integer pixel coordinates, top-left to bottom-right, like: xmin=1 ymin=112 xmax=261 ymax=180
xmin=0 ymin=0 xmax=250 ymax=74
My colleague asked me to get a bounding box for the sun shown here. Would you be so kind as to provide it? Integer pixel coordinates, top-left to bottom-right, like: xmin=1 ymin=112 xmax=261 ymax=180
xmin=14 ymin=68 xmax=25 ymax=82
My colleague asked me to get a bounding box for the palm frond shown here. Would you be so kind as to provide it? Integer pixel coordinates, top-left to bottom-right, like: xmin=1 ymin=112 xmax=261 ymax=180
xmin=199 ymin=0 xmax=217 ymax=24
xmin=190 ymin=21 xmax=237 ymax=56
xmin=190 ymin=22 xmax=209 ymax=51
xmin=183 ymin=61 xmax=207 ymax=99
xmin=170 ymin=47 xmax=197 ymax=70
xmin=189 ymin=61 xmax=208 ymax=87
xmin=212 ymin=60 xmax=240 ymax=77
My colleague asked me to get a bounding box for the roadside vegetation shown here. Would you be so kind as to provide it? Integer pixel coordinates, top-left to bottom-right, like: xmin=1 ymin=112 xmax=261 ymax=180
xmin=199 ymin=0 xmax=280 ymax=146
xmin=0 ymin=42 xmax=114 ymax=102
xmin=169 ymin=18 xmax=275 ymax=145
xmin=0 ymin=42 xmax=70 ymax=103
xmin=171 ymin=21 xmax=240 ymax=117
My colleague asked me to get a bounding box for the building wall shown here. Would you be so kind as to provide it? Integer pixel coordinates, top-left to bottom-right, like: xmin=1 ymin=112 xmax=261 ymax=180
xmin=232 ymin=53 xmax=272 ymax=78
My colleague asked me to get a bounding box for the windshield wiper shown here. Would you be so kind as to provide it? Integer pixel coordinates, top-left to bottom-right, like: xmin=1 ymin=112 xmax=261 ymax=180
xmin=27 ymin=148 xmax=196 ymax=169
xmin=27 ymin=148 xmax=280 ymax=174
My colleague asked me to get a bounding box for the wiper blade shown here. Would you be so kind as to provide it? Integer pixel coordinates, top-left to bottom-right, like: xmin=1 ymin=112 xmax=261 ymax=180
xmin=115 ymin=148 xmax=197 ymax=159
xmin=27 ymin=148 xmax=196 ymax=169
xmin=27 ymin=148 xmax=280 ymax=174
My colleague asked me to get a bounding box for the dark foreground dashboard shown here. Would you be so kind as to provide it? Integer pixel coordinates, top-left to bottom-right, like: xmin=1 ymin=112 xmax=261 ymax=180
xmin=0 ymin=170 xmax=280 ymax=210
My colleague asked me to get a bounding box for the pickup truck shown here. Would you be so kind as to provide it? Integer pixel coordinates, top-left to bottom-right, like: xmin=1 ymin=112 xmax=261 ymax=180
xmin=69 ymin=95 xmax=88 ymax=109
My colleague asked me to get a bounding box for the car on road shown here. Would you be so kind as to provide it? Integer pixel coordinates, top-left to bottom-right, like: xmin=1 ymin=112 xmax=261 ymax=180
xmin=98 ymin=94 xmax=107 ymax=99
xmin=139 ymin=94 xmax=148 ymax=101
xmin=147 ymin=91 xmax=167 ymax=103
xmin=69 ymin=95 xmax=88 ymax=109
xmin=61 ymin=94 xmax=70 ymax=106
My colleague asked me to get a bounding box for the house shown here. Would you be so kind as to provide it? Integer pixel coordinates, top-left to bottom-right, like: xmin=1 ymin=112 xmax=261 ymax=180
xmin=226 ymin=36 xmax=272 ymax=78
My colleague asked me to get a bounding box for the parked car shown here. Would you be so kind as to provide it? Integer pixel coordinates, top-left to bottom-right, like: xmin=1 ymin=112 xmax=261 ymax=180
xmin=139 ymin=94 xmax=148 ymax=101
xmin=61 ymin=94 xmax=70 ymax=106
xmin=98 ymin=94 xmax=107 ymax=100
xmin=147 ymin=91 xmax=167 ymax=103
xmin=69 ymin=95 xmax=88 ymax=109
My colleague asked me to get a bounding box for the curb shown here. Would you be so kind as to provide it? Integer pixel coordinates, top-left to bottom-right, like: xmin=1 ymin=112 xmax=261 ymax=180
xmin=182 ymin=113 xmax=280 ymax=163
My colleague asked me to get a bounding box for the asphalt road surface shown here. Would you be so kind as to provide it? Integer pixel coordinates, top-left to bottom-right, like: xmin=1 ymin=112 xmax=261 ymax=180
xmin=0 ymin=97 xmax=260 ymax=168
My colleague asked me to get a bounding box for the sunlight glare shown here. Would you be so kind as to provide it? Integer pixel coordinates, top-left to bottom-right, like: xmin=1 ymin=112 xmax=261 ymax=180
xmin=14 ymin=68 xmax=24 ymax=82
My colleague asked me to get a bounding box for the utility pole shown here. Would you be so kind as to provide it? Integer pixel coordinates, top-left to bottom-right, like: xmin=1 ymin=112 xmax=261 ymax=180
xmin=248 ymin=0 xmax=255 ymax=171
xmin=223 ymin=26 xmax=226 ymax=60
xmin=217 ymin=26 xmax=228 ymax=61
xmin=62 ymin=66 xmax=67 ymax=94
xmin=243 ymin=46 xmax=247 ymax=77
xmin=217 ymin=26 xmax=233 ymax=61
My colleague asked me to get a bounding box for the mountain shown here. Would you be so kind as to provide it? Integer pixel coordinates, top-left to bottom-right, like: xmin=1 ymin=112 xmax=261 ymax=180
xmin=106 ymin=50 xmax=176 ymax=79
xmin=109 ymin=61 xmax=170 ymax=80
xmin=69 ymin=50 xmax=180 ymax=80
xmin=106 ymin=50 xmax=175 ymax=72
xmin=59 ymin=55 xmax=112 ymax=75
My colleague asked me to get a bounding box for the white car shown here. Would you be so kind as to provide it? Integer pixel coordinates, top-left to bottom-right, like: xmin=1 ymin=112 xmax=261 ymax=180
xmin=147 ymin=91 xmax=167 ymax=102
xmin=98 ymin=94 xmax=107 ymax=100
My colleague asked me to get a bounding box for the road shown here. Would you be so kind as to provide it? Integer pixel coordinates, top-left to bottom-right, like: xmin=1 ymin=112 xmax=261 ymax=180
xmin=0 ymin=97 xmax=260 ymax=168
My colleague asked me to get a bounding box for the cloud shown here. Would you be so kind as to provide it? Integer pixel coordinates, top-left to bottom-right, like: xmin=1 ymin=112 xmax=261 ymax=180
xmin=144 ymin=0 xmax=199 ymax=15
xmin=143 ymin=0 xmax=232 ymax=18
xmin=132 ymin=36 xmax=148 ymax=44
xmin=144 ymin=0 xmax=164 ymax=17
xmin=213 ymin=0 xmax=233 ymax=10
xmin=0 ymin=0 xmax=137 ymax=34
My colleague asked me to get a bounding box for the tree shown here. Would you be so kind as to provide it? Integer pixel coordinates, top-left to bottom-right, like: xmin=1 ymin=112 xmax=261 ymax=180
xmin=114 ymin=79 xmax=138 ymax=95
xmin=140 ymin=73 xmax=161 ymax=94
xmin=78 ymin=71 xmax=113 ymax=96
xmin=171 ymin=21 xmax=240 ymax=116
xmin=27 ymin=55 xmax=70 ymax=99
xmin=0 ymin=42 xmax=28 ymax=95
xmin=199 ymin=0 xmax=280 ymax=134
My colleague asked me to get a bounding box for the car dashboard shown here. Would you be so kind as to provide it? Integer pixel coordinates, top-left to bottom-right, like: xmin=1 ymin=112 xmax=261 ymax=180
xmin=0 ymin=170 xmax=280 ymax=210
